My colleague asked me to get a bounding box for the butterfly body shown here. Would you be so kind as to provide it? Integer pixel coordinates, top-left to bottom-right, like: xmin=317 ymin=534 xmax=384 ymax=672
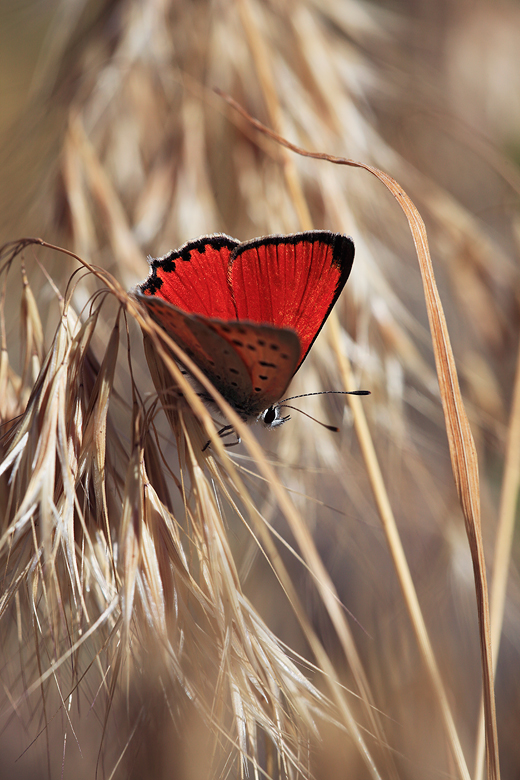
xmin=136 ymin=231 xmax=354 ymax=428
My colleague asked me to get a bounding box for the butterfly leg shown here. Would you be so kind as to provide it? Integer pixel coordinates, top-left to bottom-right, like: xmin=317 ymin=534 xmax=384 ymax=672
xmin=222 ymin=427 xmax=241 ymax=448
xmin=202 ymin=425 xmax=241 ymax=452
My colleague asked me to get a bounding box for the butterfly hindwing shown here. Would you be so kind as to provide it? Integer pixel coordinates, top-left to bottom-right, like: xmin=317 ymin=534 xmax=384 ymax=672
xmin=208 ymin=321 xmax=301 ymax=413
xmin=137 ymin=294 xmax=254 ymax=408
xmin=138 ymin=294 xmax=301 ymax=420
xmin=228 ymin=231 xmax=354 ymax=370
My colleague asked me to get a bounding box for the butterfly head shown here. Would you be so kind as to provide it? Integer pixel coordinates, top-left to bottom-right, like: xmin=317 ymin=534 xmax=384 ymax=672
xmin=258 ymin=405 xmax=290 ymax=429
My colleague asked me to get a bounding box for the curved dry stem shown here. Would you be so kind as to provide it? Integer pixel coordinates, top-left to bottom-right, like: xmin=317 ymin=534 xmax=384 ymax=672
xmin=474 ymin=332 xmax=520 ymax=780
xmin=216 ymin=92 xmax=499 ymax=780
xmin=235 ymin=15 xmax=400 ymax=776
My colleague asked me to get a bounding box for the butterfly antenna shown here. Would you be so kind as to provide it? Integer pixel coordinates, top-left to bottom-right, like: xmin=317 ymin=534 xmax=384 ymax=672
xmin=280 ymin=389 xmax=370 ymax=403
xmin=277 ymin=390 xmax=370 ymax=433
xmin=277 ymin=404 xmax=339 ymax=432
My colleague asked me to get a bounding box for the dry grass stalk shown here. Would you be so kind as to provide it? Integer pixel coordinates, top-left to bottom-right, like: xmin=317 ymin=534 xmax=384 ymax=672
xmin=474 ymin=332 xmax=520 ymax=780
xmin=216 ymin=94 xmax=500 ymax=780
xmin=1 ymin=238 xmax=359 ymax=778
xmin=225 ymin=22 xmax=398 ymax=772
xmin=140 ymin=296 xmax=389 ymax=777
xmin=1 ymin=1 xmax=518 ymax=778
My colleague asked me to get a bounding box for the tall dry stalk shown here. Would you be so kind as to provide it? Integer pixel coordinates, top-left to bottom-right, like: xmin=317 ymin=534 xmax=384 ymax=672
xmin=1 ymin=1 xmax=519 ymax=778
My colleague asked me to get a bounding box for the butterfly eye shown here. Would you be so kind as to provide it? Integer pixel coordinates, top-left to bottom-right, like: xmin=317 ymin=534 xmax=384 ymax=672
xmin=260 ymin=406 xmax=290 ymax=429
xmin=263 ymin=407 xmax=276 ymax=425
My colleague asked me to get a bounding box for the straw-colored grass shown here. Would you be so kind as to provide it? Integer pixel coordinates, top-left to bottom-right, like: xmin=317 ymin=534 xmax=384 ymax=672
xmin=1 ymin=1 xmax=519 ymax=778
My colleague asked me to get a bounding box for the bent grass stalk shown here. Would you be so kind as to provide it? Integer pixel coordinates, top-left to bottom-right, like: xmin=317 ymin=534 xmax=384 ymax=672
xmin=215 ymin=90 xmax=499 ymax=780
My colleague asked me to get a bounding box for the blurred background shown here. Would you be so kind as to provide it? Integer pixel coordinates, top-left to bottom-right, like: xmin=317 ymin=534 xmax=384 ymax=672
xmin=0 ymin=0 xmax=519 ymax=778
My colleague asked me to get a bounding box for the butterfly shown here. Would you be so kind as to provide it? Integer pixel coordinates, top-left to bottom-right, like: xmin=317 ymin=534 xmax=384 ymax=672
xmin=135 ymin=231 xmax=356 ymax=438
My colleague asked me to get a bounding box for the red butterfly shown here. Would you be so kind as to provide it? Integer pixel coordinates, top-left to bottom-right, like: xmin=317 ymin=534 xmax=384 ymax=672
xmin=136 ymin=231 xmax=357 ymax=435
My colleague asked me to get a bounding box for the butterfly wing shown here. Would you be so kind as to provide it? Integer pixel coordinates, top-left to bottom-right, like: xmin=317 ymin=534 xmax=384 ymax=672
xmin=207 ymin=320 xmax=300 ymax=413
xmin=137 ymin=294 xmax=299 ymax=419
xmin=137 ymin=293 xmax=250 ymax=395
xmin=228 ymin=231 xmax=354 ymax=370
xmin=138 ymin=234 xmax=240 ymax=319
xmin=137 ymin=230 xmax=354 ymax=422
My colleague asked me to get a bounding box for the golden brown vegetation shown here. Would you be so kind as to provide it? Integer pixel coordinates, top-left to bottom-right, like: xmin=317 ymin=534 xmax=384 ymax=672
xmin=0 ymin=1 xmax=519 ymax=779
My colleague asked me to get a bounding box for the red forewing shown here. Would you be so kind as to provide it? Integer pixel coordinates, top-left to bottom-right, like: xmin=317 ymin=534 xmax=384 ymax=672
xmin=140 ymin=235 xmax=239 ymax=319
xmin=228 ymin=231 xmax=354 ymax=369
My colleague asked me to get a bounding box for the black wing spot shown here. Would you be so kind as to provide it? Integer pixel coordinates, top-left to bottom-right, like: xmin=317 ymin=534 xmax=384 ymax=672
xmin=257 ymin=339 xmax=266 ymax=346
xmin=232 ymin=339 xmax=243 ymax=347
xmin=231 ymin=381 xmax=238 ymax=387
xmin=229 ymin=368 xmax=239 ymax=375
xmin=237 ymin=327 xmax=246 ymax=335
xmin=259 ymin=361 xmax=276 ymax=368
xmin=269 ymin=343 xmax=280 ymax=351
xmin=179 ymin=245 xmax=205 ymax=262
xmin=220 ymin=325 xmax=232 ymax=333
xmin=223 ymin=349 xmax=230 ymax=355
xmin=281 ymin=353 xmax=290 ymax=360
xmin=142 ymin=277 xmax=163 ymax=294
xmin=208 ymin=358 xmax=215 ymax=366
xmin=247 ymin=344 xmax=257 ymax=351
xmin=259 ymin=375 xmax=268 ymax=381
xmin=159 ymin=255 xmax=176 ymax=272
xmin=254 ymin=387 xmax=262 ymax=392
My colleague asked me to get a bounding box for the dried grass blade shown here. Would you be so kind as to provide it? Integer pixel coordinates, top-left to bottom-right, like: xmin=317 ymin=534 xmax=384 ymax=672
xmin=474 ymin=333 xmax=520 ymax=780
xmin=141 ymin=329 xmax=374 ymax=771
xmin=80 ymin=314 xmax=121 ymax=559
xmin=68 ymin=115 xmax=145 ymax=280
xmin=201 ymin=426 xmax=382 ymax=774
xmin=217 ymin=94 xmax=499 ymax=780
xmin=172 ymin=429 xmax=331 ymax=776
xmin=119 ymin=435 xmax=142 ymax=643
xmin=230 ymin=18 xmax=396 ymax=770
xmin=20 ymin=597 xmax=119 ymax=702
xmin=236 ymin=0 xmax=313 ymax=232
xmin=62 ymin=126 xmax=97 ymax=261
xmin=20 ymin=263 xmax=44 ymax=387
xmin=139 ymin=295 xmax=383 ymax=778
xmin=328 ymin=319 xmax=473 ymax=780
xmin=1 ymin=312 xmax=72 ymax=550
xmin=373 ymin=172 xmax=499 ymax=780
xmin=214 ymin=427 xmax=383 ymax=779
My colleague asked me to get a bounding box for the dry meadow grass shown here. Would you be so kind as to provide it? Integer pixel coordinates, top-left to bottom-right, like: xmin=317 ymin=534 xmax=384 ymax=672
xmin=0 ymin=1 xmax=519 ymax=779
